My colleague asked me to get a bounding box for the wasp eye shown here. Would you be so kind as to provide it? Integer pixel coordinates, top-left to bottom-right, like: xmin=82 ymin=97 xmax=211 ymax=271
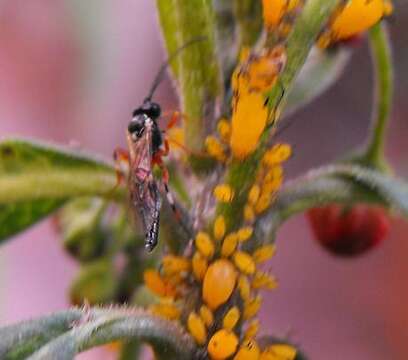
xmin=128 ymin=116 xmax=145 ymax=137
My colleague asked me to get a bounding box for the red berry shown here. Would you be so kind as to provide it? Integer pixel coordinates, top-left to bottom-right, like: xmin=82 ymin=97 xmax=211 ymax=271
xmin=307 ymin=204 xmax=390 ymax=257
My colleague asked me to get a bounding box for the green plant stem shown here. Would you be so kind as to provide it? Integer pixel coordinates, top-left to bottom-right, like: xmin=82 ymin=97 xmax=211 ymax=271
xmin=233 ymin=0 xmax=263 ymax=47
xmin=363 ymin=23 xmax=393 ymax=169
xmin=156 ymin=0 xmax=223 ymax=166
xmin=213 ymin=0 xmax=239 ymax=78
xmin=218 ymin=0 xmax=342 ymax=230
xmin=264 ymin=0 xmax=342 ymax=116
xmin=0 ymin=307 xmax=195 ymax=360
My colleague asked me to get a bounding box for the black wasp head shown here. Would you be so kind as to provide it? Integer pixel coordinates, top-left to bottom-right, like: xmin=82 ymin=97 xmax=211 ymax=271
xmin=128 ymin=100 xmax=161 ymax=139
xmin=127 ymin=114 xmax=146 ymax=139
xmin=132 ymin=99 xmax=161 ymax=120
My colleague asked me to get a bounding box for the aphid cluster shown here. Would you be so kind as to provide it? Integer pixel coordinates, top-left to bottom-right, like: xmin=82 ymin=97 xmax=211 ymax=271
xmin=139 ymin=13 xmax=294 ymax=359
xmin=206 ymin=44 xmax=287 ymax=162
xmin=137 ymin=0 xmax=394 ymax=358
xmin=143 ymin=80 xmax=292 ymax=360
xmin=144 ymin=202 xmax=292 ymax=359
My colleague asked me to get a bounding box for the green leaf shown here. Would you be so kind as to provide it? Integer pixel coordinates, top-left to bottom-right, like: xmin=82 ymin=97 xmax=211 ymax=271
xmin=0 ymin=138 xmax=121 ymax=243
xmin=0 ymin=199 xmax=65 ymax=243
xmin=285 ymin=47 xmax=351 ymax=117
xmin=58 ymin=198 xmax=108 ymax=262
xmin=0 ymin=307 xmax=196 ymax=360
xmin=0 ymin=138 xmax=118 ymax=201
xmin=266 ymin=164 xmax=408 ymax=234
xmin=328 ymin=164 xmax=408 ymax=214
xmin=69 ymin=259 xmax=118 ymax=306
xmin=0 ymin=309 xmax=82 ymax=360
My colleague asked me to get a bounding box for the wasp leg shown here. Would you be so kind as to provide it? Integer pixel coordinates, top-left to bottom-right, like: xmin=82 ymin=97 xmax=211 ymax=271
xmin=152 ymin=153 xmax=177 ymax=215
xmin=161 ymin=118 xmax=210 ymax=159
xmin=161 ymin=110 xmax=184 ymax=130
xmin=152 ymin=153 xmax=194 ymax=240
xmin=112 ymin=147 xmax=130 ymax=192
xmin=166 ymin=110 xmax=182 ymax=130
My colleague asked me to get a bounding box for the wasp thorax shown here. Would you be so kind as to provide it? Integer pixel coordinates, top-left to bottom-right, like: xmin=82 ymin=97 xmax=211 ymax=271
xmin=133 ymin=100 xmax=161 ymax=120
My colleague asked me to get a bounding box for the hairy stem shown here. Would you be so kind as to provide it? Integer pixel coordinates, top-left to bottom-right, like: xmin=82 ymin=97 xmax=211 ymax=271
xmin=363 ymin=23 xmax=393 ymax=169
xmin=265 ymin=0 xmax=341 ymax=116
xmin=156 ymin=0 xmax=223 ymax=167
xmin=218 ymin=0 xmax=342 ymax=230
xmin=233 ymin=0 xmax=263 ymax=47
xmin=0 ymin=307 xmax=195 ymax=360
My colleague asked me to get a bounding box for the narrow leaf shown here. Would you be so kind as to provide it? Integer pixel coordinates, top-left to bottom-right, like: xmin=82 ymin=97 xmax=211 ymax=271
xmin=0 ymin=199 xmax=65 ymax=244
xmin=0 ymin=309 xmax=83 ymax=360
xmin=0 ymin=138 xmax=121 ymax=242
xmin=0 ymin=307 xmax=196 ymax=360
xmin=0 ymin=138 xmax=117 ymax=202
xmin=266 ymin=164 xmax=408 ymax=233
xmin=285 ymin=47 xmax=351 ymax=117
xmin=14 ymin=308 xmax=196 ymax=360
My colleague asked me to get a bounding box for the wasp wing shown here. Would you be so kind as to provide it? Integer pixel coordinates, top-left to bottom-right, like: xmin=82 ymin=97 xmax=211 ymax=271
xmin=128 ymin=127 xmax=162 ymax=251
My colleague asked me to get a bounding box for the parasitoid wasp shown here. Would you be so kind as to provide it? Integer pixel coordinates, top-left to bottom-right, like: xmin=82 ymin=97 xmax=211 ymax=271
xmin=114 ymin=38 xmax=204 ymax=252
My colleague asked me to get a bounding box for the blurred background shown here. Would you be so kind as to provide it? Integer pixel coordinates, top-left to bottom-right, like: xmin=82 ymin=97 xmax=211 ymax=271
xmin=0 ymin=1 xmax=407 ymax=359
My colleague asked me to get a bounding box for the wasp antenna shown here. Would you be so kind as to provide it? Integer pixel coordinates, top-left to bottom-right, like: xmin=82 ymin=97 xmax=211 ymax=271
xmin=145 ymin=36 xmax=207 ymax=102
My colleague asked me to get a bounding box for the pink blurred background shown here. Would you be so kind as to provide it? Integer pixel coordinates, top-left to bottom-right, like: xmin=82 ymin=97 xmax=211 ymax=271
xmin=0 ymin=1 xmax=407 ymax=359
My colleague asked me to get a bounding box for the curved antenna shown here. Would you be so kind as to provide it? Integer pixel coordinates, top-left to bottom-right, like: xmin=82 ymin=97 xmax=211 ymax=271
xmin=144 ymin=36 xmax=207 ymax=102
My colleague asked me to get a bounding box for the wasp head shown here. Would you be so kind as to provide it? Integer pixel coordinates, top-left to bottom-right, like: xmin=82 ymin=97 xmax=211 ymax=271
xmin=128 ymin=100 xmax=161 ymax=141
xmin=132 ymin=100 xmax=161 ymax=120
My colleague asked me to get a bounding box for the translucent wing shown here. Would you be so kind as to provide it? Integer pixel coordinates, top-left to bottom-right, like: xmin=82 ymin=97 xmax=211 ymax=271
xmin=127 ymin=124 xmax=162 ymax=251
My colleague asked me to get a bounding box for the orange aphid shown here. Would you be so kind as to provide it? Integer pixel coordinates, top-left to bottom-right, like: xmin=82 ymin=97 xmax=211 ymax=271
xmin=243 ymin=296 xmax=262 ymax=320
xmin=208 ymin=329 xmax=239 ymax=360
xmin=187 ymin=312 xmax=207 ymax=345
xmin=233 ymin=251 xmax=256 ymax=275
xmin=237 ymin=46 xmax=287 ymax=93
xmin=319 ymin=0 xmax=393 ymax=47
xmin=229 ymin=46 xmax=287 ymax=159
xmin=233 ymin=340 xmax=261 ymax=360
xmin=203 ymin=259 xmax=238 ymax=310
xmin=195 ymin=232 xmax=215 ymax=259
xmin=221 ymin=233 xmax=239 ymax=258
xmin=161 ymin=255 xmax=190 ymax=276
xmin=230 ymin=90 xmax=269 ymax=159
xmin=192 ymin=251 xmax=208 ymax=281
xmin=199 ymin=305 xmax=214 ymax=327
xmin=262 ymin=0 xmax=301 ymax=28
xmin=222 ymin=306 xmax=240 ymax=330
xmin=149 ymin=302 xmax=181 ymax=320
xmin=244 ymin=319 xmax=260 ymax=340
xmin=238 ymin=274 xmax=251 ymax=301
xmin=143 ymin=269 xmax=176 ymax=298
